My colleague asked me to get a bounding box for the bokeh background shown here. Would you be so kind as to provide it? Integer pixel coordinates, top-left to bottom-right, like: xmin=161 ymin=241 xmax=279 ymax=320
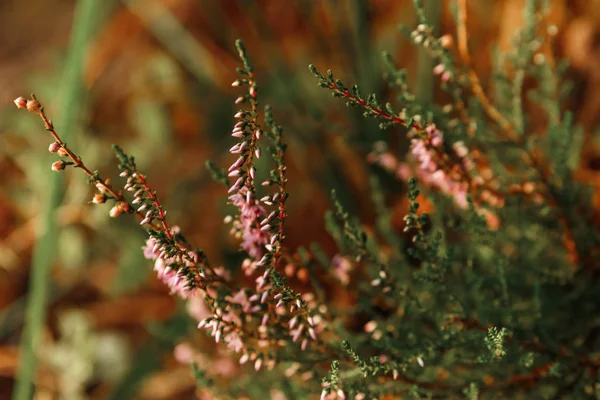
xmin=1 ymin=0 xmax=600 ymax=398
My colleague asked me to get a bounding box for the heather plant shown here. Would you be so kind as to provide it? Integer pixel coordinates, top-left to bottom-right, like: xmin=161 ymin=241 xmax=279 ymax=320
xmin=12 ymin=1 xmax=600 ymax=399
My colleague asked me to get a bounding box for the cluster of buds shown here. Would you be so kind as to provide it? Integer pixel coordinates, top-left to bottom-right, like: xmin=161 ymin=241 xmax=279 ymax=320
xmin=433 ymin=63 xmax=452 ymax=82
xmin=14 ymin=95 xmax=137 ymax=216
xmin=410 ymin=24 xmax=453 ymax=52
xmin=331 ymin=255 xmax=353 ymax=286
xmin=368 ymin=125 xmax=503 ymax=230
xmin=320 ymin=384 xmax=347 ymax=400
xmin=13 ymin=96 xmax=41 ymax=113
xmin=110 ymin=144 xmax=217 ymax=296
xmin=407 ymin=124 xmax=472 ymax=208
xmin=141 ymin=226 xmax=215 ymax=298
xmin=226 ymin=42 xmax=271 ymax=267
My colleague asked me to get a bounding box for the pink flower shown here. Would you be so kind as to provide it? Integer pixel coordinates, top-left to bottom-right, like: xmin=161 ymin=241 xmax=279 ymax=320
xmin=173 ymin=342 xmax=196 ymax=364
xmin=224 ymin=331 xmax=244 ymax=352
xmin=433 ymin=64 xmax=445 ymax=75
xmin=332 ymin=255 xmax=352 ymax=285
xmin=228 ymin=188 xmax=270 ymax=261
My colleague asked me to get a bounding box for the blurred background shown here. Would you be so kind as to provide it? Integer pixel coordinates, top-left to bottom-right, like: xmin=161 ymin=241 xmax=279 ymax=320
xmin=1 ymin=0 xmax=600 ymax=398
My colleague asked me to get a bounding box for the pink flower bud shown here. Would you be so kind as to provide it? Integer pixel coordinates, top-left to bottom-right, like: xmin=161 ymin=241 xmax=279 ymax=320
xmin=433 ymin=64 xmax=445 ymax=75
xmin=231 ymin=80 xmax=240 ymax=87
xmin=51 ymin=160 xmax=66 ymax=172
xmin=228 ymin=177 xmax=244 ymax=193
xmin=255 ymin=148 xmax=261 ymax=159
xmin=229 ymin=156 xmax=245 ymax=171
xmin=48 ymin=142 xmax=61 ymax=153
xmin=235 ymin=96 xmax=245 ymax=104
xmin=14 ymin=97 xmax=27 ymax=109
xmin=57 ymin=147 xmax=68 ymax=157
xmin=109 ymin=205 xmax=122 ymax=218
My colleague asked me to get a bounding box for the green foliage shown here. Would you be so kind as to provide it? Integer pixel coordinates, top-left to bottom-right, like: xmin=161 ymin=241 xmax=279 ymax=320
xmin=14 ymin=0 xmax=600 ymax=399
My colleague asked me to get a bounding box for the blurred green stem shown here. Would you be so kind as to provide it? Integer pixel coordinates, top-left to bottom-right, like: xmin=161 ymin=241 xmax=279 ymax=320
xmin=13 ymin=1 xmax=99 ymax=399
xmin=415 ymin=1 xmax=442 ymax=104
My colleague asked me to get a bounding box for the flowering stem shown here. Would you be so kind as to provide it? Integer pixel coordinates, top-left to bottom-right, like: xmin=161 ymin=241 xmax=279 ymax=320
xmin=29 ymin=95 xmax=157 ymax=227
xmin=135 ymin=173 xmax=172 ymax=239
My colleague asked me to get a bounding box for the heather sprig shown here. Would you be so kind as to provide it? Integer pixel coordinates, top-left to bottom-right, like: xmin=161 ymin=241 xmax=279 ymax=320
xmin=15 ymin=90 xmax=316 ymax=373
xmin=213 ymin=40 xmax=323 ymax=355
xmin=13 ymin=2 xmax=600 ymax=397
xmin=13 ymin=95 xmax=230 ymax=299
xmin=309 ymin=64 xmax=507 ymax=213
xmin=14 ymin=95 xmax=135 ymax=221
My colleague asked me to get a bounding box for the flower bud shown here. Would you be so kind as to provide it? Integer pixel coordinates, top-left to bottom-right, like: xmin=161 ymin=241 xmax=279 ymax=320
xmin=57 ymin=147 xmax=68 ymax=157
xmin=109 ymin=205 xmax=121 ymax=218
xmin=26 ymin=99 xmax=41 ymax=113
xmin=48 ymin=142 xmax=61 ymax=153
xmin=92 ymin=194 xmax=106 ymax=204
xmin=14 ymin=97 xmax=27 ymax=109
xmin=440 ymin=34 xmax=453 ymax=48
xmin=111 ymin=202 xmax=130 ymax=218
xmin=51 ymin=160 xmax=66 ymax=172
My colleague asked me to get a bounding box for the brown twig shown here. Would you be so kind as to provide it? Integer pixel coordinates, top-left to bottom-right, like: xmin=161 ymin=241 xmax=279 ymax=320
xmin=454 ymin=1 xmax=580 ymax=266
